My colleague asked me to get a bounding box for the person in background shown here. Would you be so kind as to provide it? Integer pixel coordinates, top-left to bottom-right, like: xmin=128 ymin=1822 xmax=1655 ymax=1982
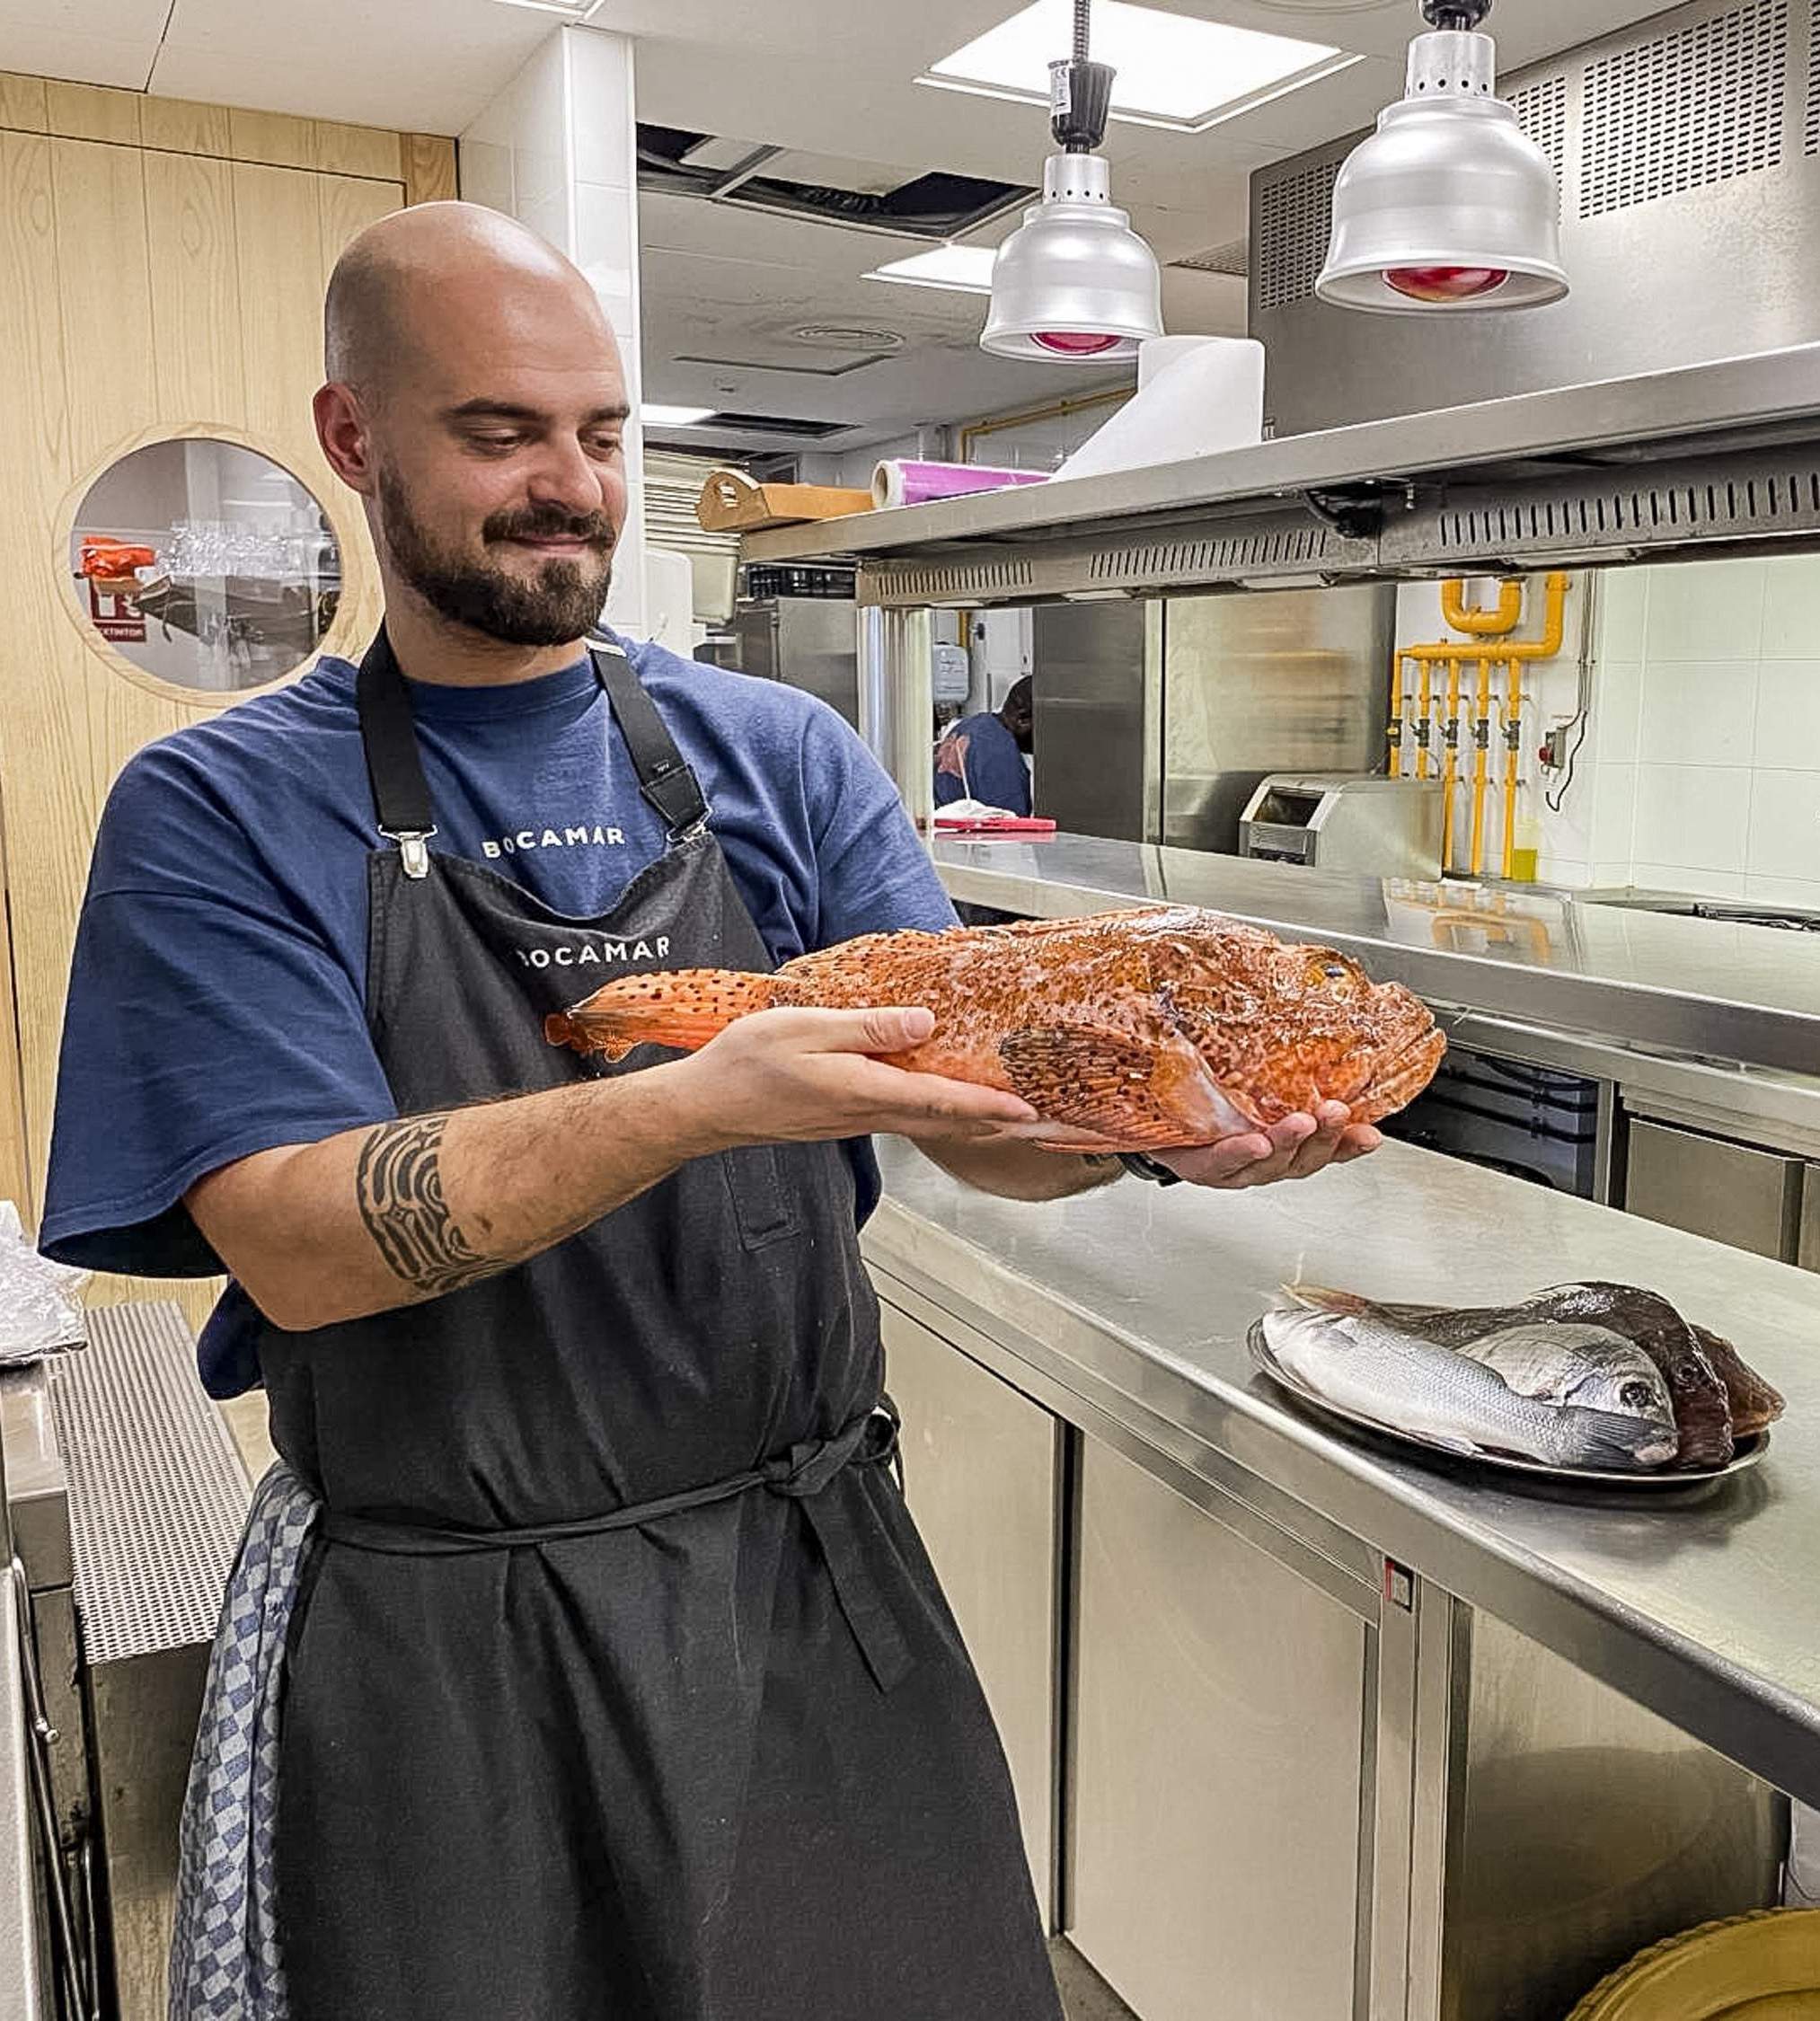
xmin=934 ymin=674 xmax=1034 ymax=816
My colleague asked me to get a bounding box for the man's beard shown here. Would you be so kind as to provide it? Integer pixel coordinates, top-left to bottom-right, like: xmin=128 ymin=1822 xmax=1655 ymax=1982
xmin=379 ymin=468 xmax=616 ymax=647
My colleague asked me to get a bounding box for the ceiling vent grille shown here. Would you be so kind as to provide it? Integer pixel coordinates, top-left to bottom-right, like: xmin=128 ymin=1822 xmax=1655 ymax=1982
xmin=1255 ymin=156 xmax=1341 ymax=312
xmin=1509 ymin=75 xmax=1570 ymax=189
xmin=1580 ymin=0 xmax=1789 ymax=218
xmin=1170 ymin=237 xmax=1250 ymax=278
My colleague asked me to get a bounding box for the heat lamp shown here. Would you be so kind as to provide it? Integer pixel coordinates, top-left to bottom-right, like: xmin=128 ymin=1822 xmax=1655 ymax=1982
xmin=979 ymin=0 xmax=1163 ymax=361
xmin=1317 ymin=0 xmax=1567 ymax=314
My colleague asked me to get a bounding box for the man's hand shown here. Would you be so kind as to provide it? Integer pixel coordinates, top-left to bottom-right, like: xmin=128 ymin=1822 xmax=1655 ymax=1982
xmin=667 ymin=1006 xmax=1039 ymax=1152
xmin=1151 ymin=1101 xmax=1383 ymax=1190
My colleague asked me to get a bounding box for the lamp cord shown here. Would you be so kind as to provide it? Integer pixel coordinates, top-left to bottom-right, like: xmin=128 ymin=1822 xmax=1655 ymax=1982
xmin=1073 ymin=0 xmax=1091 ymax=63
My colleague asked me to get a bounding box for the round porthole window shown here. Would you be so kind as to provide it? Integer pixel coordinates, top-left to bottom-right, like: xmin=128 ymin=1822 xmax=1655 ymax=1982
xmin=68 ymin=437 xmax=341 ymax=693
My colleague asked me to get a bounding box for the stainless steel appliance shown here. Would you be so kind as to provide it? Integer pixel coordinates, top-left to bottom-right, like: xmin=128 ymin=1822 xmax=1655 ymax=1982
xmin=1031 ymin=584 xmax=1395 ymax=851
xmin=729 ymin=596 xmax=860 ymax=728
xmin=1250 ymin=0 xmax=1820 ymax=437
xmin=1238 ymin=772 xmax=1442 ymax=878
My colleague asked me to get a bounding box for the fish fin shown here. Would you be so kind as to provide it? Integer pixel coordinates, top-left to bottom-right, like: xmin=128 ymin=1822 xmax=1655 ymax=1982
xmin=998 ymin=1022 xmax=1249 ymax=1149
xmin=1282 ymin=1283 xmax=1374 ymax=1317
xmin=547 ymin=969 xmax=780 ymax=1060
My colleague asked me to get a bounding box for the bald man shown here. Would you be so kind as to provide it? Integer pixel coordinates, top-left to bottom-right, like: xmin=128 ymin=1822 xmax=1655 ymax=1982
xmin=42 ymin=204 xmax=1376 ymax=2021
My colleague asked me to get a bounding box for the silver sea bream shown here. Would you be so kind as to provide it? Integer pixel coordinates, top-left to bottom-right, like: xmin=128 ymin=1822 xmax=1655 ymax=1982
xmin=1250 ymin=1300 xmax=1683 ymax=1473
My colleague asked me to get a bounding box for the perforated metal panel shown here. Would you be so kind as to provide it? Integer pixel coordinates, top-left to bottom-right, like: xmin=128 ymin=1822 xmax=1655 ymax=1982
xmin=1581 ymin=0 xmax=1789 ymax=217
xmin=1169 ymin=237 xmax=1250 ymax=278
xmin=50 ymin=1303 xmax=250 ymax=1666
xmin=857 ymin=514 xmax=1373 ymax=606
xmin=1807 ymin=0 xmax=1820 ymax=154
xmin=1510 ymin=74 xmax=1571 ymax=188
xmin=1380 ymin=443 xmax=1820 ymax=570
xmin=1254 ymin=156 xmax=1339 ymax=312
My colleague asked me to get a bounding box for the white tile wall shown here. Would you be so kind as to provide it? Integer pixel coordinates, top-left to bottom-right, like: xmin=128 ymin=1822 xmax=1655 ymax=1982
xmin=1524 ymin=559 xmax=1820 ymax=896
xmin=1631 ymin=762 xmax=1753 ymax=872
xmin=1642 ymin=558 xmax=1766 ymax=663
xmin=1746 ymin=770 xmax=1820 ymax=879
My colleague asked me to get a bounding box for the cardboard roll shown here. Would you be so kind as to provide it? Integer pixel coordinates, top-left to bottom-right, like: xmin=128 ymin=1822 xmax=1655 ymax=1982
xmin=1568 ymin=1909 xmax=1820 ymax=2018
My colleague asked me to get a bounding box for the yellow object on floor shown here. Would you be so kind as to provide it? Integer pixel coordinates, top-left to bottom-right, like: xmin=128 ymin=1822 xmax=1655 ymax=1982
xmin=1567 ymin=1909 xmax=1820 ymax=2017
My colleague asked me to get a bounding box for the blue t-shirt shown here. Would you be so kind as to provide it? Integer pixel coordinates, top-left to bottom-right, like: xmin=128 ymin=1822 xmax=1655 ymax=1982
xmin=40 ymin=635 xmax=956 ymax=1389
xmin=933 ymin=711 xmax=1031 ymax=817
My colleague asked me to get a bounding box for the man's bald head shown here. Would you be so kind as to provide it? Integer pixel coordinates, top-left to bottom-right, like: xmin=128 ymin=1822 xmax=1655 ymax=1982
xmin=323 ymin=201 xmax=616 ymax=398
xmin=314 ymin=199 xmax=632 ymax=650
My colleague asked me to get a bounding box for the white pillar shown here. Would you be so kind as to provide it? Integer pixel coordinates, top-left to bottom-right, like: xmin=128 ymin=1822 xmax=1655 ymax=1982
xmin=458 ymin=25 xmax=648 ymax=638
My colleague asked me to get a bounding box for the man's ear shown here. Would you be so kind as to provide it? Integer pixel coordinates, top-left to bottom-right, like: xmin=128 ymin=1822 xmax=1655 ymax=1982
xmin=314 ymin=381 xmax=377 ymax=497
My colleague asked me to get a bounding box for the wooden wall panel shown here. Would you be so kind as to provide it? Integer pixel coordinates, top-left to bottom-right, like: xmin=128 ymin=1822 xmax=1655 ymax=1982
xmin=402 ymin=134 xmax=458 ymax=207
xmin=138 ymin=95 xmax=234 ymax=159
xmin=44 ymin=81 xmax=141 ymax=146
xmin=233 ymin=161 xmax=335 ymax=475
xmin=0 ymin=79 xmax=412 ymax=1319
xmin=314 ymin=120 xmax=400 ymax=182
xmin=226 ymin=107 xmax=315 ymax=172
xmin=145 ymin=151 xmax=248 ymax=425
xmin=0 ymin=73 xmax=48 ymax=131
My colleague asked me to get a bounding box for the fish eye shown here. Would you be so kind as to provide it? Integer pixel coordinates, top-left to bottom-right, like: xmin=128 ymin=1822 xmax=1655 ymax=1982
xmin=1618 ymin=1380 xmax=1657 ymax=1409
xmin=1306 ymin=957 xmax=1356 ymax=991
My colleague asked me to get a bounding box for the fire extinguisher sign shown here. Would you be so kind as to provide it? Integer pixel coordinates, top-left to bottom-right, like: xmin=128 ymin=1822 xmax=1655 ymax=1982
xmin=84 ymin=576 xmax=146 ymax=643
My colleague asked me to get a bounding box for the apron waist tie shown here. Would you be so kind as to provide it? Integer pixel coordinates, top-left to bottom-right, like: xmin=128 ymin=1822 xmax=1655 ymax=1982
xmin=317 ymin=1403 xmax=914 ymax=1690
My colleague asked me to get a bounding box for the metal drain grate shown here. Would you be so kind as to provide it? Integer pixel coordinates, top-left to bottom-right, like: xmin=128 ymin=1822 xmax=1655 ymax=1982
xmin=1254 ymin=155 xmax=1340 ymax=312
xmin=50 ymin=1302 xmax=251 ymax=1666
xmin=1581 ymin=0 xmax=1789 ymax=217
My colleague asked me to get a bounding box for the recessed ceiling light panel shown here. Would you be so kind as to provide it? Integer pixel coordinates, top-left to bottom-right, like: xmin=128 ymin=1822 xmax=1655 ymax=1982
xmin=864 ymin=247 xmax=999 ymax=295
xmin=924 ymin=0 xmax=1354 ymax=131
xmin=489 ymin=0 xmax=606 ymax=15
xmin=641 ymin=403 xmax=716 ymax=427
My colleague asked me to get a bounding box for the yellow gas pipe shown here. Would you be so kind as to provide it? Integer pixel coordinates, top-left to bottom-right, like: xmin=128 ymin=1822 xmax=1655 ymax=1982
xmin=1469 ymin=655 xmax=1493 ymax=875
xmin=1440 ymin=657 xmax=1463 ymax=872
xmin=1414 ymin=658 xmax=1434 ymax=778
xmin=1388 ymin=653 xmax=1407 ymax=778
xmin=1396 ymin=574 xmax=1570 ymax=879
xmin=1442 ymin=577 xmax=1524 ymax=636
xmin=1487 ymin=573 xmax=1570 ymax=878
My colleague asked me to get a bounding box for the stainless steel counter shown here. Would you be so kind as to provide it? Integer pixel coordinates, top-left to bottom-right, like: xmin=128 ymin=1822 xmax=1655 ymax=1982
xmin=865 ymin=1134 xmax=1820 ymax=1811
xmin=930 ymin=834 xmax=1820 ymax=1083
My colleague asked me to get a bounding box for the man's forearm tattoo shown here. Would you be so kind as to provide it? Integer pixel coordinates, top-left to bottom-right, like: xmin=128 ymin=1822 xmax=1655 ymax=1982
xmin=355 ymin=1115 xmax=491 ymax=1297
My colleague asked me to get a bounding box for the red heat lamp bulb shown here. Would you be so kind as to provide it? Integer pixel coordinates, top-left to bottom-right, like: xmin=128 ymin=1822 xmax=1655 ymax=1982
xmin=1383 ymin=264 xmax=1511 ymax=304
xmin=1032 ymin=330 xmax=1124 ymax=355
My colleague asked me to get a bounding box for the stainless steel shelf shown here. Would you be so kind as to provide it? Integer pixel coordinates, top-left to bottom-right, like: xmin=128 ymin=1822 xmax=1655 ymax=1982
xmin=929 ymin=834 xmax=1820 ymax=1081
xmin=745 ymin=343 xmax=1820 ymax=598
xmin=865 ymin=1134 xmax=1820 ymax=1810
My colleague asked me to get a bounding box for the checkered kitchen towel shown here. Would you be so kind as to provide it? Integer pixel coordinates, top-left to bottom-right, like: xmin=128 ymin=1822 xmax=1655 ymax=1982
xmin=168 ymin=1462 xmax=320 ymax=2021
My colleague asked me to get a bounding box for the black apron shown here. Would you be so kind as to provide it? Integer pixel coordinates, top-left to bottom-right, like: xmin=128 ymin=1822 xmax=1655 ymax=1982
xmin=258 ymin=635 xmax=1061 ymax=2021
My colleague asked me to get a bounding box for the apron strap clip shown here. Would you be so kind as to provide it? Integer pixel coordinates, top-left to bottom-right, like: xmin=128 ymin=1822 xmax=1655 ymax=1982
xmin=380 ymin=826 xmax=437 ymax=879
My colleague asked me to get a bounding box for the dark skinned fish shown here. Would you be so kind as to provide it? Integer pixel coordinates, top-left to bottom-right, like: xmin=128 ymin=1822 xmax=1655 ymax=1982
xmin=1286 ymin=1282 xmax=1783 ymax=1469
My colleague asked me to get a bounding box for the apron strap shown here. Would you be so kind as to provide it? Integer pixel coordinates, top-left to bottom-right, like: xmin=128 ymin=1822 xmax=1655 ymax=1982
xmin=588 ymin=638 xmax=711 ymax=839
xmin=356 ymin=630 xmax=438 ymax=878
xmin=354 ymin=629 xmax=711 ymax=875
xmin=318 ymin=1404 xmax=914 ymax=1693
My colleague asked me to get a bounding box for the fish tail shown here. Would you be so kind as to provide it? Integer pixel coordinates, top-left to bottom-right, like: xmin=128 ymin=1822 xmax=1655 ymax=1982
xmin=545 ymin=969 xmax=782 ymax=1061
xmin=1282 ymin=1283 xmax=1373 ymax=1316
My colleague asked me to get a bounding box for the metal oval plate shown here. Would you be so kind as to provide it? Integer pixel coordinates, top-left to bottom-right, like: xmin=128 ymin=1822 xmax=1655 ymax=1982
xmin=1247 ymin=1319 xmax=1770 ymax=1494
